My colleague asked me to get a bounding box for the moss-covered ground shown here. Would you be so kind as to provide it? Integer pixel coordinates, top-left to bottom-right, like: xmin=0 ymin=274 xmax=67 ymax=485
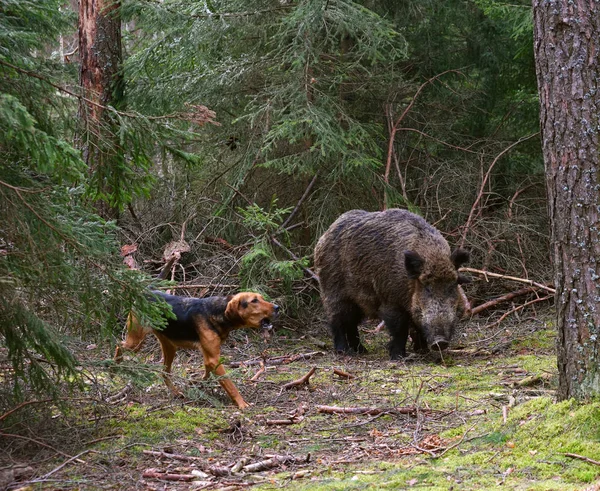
xmin=2 ymin=316 xmax=600 ymax=490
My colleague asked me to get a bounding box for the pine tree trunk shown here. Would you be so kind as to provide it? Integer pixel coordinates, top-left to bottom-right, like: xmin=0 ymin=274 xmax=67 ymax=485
xmin=532 ymin=0 xmax=600 ymax=400
xmin=78 ymin=0 xmax=123 ymax=218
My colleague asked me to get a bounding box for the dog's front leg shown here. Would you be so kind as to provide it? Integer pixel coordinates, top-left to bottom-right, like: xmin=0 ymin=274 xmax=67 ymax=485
xmin=201 ymin=339 xmax=249 ymax=409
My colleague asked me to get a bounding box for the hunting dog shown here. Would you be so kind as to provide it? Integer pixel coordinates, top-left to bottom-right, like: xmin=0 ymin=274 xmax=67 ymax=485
xmin=114 ymin=291 xmax=279 ymax=409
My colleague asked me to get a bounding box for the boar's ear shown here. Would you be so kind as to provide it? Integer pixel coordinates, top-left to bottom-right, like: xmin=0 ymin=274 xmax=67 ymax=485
xmin=457 ymin=273 xmax=472 ymax=285
xmin=404 ymin=250 xmax=424 ymax=279
xmin=450 ymin=248 xmax=470 ymax=269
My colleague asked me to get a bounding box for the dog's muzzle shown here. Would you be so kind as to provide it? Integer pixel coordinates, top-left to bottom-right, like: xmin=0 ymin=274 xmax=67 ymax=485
xmin=261 ymin=304 xmax=280 ymax=331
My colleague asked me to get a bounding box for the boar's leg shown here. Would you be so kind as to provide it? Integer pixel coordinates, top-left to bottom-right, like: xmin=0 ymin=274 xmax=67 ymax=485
xmin=381 ymin=309 xmax=411 ymax=359
xmin=409 ymin=325 xmax=429 ymax=354
xmin=328 ymin=299 xmax=366 ymax=354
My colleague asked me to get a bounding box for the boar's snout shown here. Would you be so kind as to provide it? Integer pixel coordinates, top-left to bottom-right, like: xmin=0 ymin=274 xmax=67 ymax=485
xmin=429 ymin=337 xmax=449 ymax=351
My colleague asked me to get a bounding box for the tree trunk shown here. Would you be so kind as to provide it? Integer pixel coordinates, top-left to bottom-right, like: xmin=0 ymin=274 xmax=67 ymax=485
xmin=533 ymin=1 xmax=600 ymax=400
xmin=78 ymin=0 xmax=123 ymax=218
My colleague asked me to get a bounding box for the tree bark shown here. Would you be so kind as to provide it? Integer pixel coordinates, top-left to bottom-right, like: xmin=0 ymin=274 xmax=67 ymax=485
xmin=533 ymin=0 xmax=600 ymax=400
xmin=78 ymin=0 xmax=123 ymax=218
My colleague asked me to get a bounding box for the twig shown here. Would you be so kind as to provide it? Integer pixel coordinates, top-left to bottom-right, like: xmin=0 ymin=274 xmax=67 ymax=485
xmin=459 ymin=132 xmax=540 ymax=247
xmin=281 ymin=174 xmax=318 ymax=229
xmin=485 ymin=295 xmax=552 ymax=328
xmin=460 ymin=267 xmax=555 ymax=294
xmin=471 ymin=287 xmax=537 ymax=316
xmin=265 ymin=418 xmax=303 ymax=426
xmin=0 ymin=399 xmax=53 ymax=422
xmin=564 ymin=453 xmax=600 ymax=466
xmin=142 ymin=450 xmax=204 ymax=462
xmin=316 ymin=405 xmax=419 ymax=416
xmin=271 ymin=237 xmax=319 ymax=282
xmin=40 ymin=450 xmax=94 ymax=479
xmin=250 ymin=362 xmax=265 ymax=382
xmin=283 ymin=366 xmax=317 ymax=389
xmin=229 ymin=351 xmax=324 ymax=368
xmin=333 ymin=368 xmax=356 ymax=380
xmin=0 ymin=432 xmax=85 ymax=462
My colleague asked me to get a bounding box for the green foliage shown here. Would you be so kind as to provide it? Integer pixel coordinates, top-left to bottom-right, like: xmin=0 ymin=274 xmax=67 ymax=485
xmin=0 ymin=0 xmax=172 ymax=402
xmin=238 ymin=201 xmax=307 ymax=296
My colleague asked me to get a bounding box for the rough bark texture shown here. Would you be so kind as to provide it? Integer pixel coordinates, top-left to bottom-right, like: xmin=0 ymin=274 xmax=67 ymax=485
xmin=78 ymin=0 xmax=123 ymax=218
xmin=533 ymin=0 xmax=600 ymax=400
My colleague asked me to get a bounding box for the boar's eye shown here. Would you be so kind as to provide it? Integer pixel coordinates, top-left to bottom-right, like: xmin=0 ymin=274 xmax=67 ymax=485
xmin=251 ymin=297 xmax=259 ymax=303
xmin=241 ymin=300 xmax=248 ymax=308
xmin=424 ymin=285 xmax=433 ymax=295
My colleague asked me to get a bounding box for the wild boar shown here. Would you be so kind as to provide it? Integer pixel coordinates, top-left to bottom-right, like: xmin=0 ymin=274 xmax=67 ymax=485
xmin=314 ymin=209 xmax=470 ymax=359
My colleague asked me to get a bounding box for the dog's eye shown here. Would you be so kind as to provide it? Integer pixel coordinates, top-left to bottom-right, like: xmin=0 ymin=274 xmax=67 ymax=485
xmin=251 ymin=298 xmax=259 ymax=303
xmin=241 ymin=300 xmax=248 ymax=308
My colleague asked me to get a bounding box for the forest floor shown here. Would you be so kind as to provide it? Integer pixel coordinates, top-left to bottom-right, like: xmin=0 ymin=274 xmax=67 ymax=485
xmin=2 ymin=311 xmax=600 ymax=490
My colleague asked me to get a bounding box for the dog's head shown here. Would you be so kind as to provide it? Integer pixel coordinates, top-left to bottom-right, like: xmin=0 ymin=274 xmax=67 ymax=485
xmin=225 ymin=292 xmax=279 ymax=330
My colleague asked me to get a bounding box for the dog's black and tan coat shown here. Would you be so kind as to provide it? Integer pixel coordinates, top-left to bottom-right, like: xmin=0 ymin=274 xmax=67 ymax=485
xmin=114 ymin=291 xmax=279 ymax=409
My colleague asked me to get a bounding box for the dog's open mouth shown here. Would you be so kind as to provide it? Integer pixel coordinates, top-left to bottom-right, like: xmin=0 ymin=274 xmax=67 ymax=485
xmin=260 ymin=317 xmax=274 ymax=331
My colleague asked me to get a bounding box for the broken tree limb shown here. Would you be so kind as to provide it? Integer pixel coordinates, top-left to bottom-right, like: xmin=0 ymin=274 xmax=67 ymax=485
xmin=142 ymin=468 xmax=197 ymax=482
xmin=333 ymin=368 xmax=356 ymax=380
xmin=460 ymin=267 xmax=555 ymax=295
xmin=471 ymin=287 xmax=537 ymax=316
xmin=243 ymin=454 xmax=309 ymax=473
xmin=283 ymin=366 xmax=317 ymax=390
xmin=228 ymin=351 xmax=324 ymax=368
xmin=265 ymin=417 xmax=304 ymax=426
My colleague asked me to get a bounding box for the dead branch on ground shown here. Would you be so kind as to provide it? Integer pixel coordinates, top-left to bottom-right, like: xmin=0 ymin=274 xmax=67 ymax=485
xmin=333 ymin=368 xmax=356 ymax=380
xmin=229 ymin=351 xmax=324 ymax=368
xmin=283 ymin=366 xmax=317 ymax=389
xmin=243 ymin=454 xmax=309 ymax=473
xmin=564 ymin=453 xmax=600 ymax=466
xmin=142 ymin=468 xmax=197 ymax=482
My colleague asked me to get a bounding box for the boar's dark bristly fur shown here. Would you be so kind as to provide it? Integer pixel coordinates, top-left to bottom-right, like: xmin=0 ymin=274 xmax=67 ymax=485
xmin=314 ymin=209 xmax=470 ymax=359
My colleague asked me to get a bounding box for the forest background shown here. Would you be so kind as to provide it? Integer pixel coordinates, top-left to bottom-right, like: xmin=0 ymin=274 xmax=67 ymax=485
xmin=1 ymin=0 xmax=546 ymax=399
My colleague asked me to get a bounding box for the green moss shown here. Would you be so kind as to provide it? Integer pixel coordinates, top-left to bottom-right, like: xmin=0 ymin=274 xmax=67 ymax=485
xmin=111 ymin=404 xmax=226 ymax=444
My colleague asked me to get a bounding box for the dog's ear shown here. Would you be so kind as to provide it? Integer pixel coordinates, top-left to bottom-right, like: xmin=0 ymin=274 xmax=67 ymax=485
xmin=224 ymin=294 xmax=244 ymax=325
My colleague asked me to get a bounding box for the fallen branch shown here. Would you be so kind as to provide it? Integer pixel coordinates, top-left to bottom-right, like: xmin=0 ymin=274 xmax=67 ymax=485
xmin=266 ymin=417 xmax=304 ymax=426
xmin=565 ymin=453 xmax=600 ymax=466
xmin=243 ymin=454 xmax=309 ymax=473
xmin=333 ymin=368 xmax=356 ymax=380
xmin=471 ymin=287 xmax=538 ymax=316
xmin=316 ymin=405 xmax=418 ymax=416
xmin=283 ymin=366 xmax=317 ymax=390
xmin=250 ymin=361 xmax=265 ymax=382
xmin=460 ymin=267 xmax=555 ymax=295
xmin=142 ymin=468 xmax=196 ymax=482
xmin=229 ymin=351 xmax=324 ymax=368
